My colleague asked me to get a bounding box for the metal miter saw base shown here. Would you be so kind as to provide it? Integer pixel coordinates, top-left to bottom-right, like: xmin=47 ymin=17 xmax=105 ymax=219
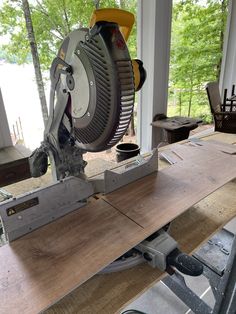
xmin=0 ymin=150 xmax=158 ymax=242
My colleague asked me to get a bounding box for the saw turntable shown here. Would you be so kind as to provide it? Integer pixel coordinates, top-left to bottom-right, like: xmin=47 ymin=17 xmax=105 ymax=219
xmin=0 ymin=9 xmax=202 ymax=279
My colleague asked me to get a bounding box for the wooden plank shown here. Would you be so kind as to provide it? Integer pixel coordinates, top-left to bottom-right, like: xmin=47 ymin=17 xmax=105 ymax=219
xmin=0 ymin=144 xmax=31 ymax=187
xmin=200 ymin=132 xmax=236 ymax=144
xmin=0 ymin=158 xmax=31 ymax=188
xmin=0 ymin=199 xmax=144 ymax=314
xmin=46 ymin=180 xmax=236 ymax=314
xmin=187 ymin=138 xmax=236 ymax=154
xmin=159 ymin=141 xmax=230 ymax=164
xmin=0 ymin=147 xmax=22 ymax=165
xmin=47 ymin=133 xmax=236 ymax=314
xmin=104 ymin=144 xmax=236 ymax=229
xmin=0 ymin=144 xmax=30 ymax=165
xmin=14 ymin=144 xmax=31 ymax=158
xmin=1 ymin=134 xmax=236 ymax=313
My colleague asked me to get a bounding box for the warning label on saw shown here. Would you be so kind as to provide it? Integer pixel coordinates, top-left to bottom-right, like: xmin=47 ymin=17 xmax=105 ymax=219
xmin=6 ymin=197 xmax=39 ymax=216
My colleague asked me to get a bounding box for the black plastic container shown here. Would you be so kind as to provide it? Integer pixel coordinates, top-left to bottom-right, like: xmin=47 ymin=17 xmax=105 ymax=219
xmin=115 ymin=143 xmax=140 ymax=162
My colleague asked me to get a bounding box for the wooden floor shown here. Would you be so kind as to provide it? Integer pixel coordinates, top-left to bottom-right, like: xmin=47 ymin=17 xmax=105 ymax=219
xmin=0 ymin=132 xmax=236 ymax=314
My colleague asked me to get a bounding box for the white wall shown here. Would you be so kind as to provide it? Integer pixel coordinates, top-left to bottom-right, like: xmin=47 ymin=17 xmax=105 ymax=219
xmin=0 ymin=88 xmax=12 ymax=148
xmin=137 ymin=0 xmax=172 ymax=152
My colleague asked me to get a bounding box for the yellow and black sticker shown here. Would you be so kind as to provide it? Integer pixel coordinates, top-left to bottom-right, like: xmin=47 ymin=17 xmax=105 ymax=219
xmin=6 ymin=197 xmax=39 ymax=217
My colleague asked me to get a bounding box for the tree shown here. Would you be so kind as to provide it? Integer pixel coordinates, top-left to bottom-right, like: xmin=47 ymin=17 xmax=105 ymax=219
xmin=0 ymin=0 xmax=137 ymax=68
xmin=0 ymin=0 xmax=137 ymax=134
xmin=22 ymin=0 xmax=48 ymax=125
xmin=169 ymin=0 xmax=228 ymax=121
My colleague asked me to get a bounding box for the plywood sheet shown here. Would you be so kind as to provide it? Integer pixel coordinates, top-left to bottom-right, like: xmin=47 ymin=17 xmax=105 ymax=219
xmin=0 ymin=199 xmax=145 ymax=314
xmin=104 ymin=144 xmax=236 ymax=230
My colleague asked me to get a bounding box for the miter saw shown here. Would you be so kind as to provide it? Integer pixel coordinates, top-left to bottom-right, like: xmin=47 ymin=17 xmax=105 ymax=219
xmin=0 ymin=8 xmax=202 ymax=278
xmin=30 ymin=8 xmax=147 ymax=181
xmin=0 ymin=8 xmax=158 ymax=242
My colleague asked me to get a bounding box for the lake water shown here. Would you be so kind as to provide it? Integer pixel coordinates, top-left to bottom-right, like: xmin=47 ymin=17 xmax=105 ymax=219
xmin=0 ymin=62 xmax=49 ymax=150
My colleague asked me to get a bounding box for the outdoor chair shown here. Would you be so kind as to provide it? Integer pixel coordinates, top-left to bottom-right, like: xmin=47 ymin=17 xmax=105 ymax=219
xmin=206 ymin=82 xmax=236 ymax=133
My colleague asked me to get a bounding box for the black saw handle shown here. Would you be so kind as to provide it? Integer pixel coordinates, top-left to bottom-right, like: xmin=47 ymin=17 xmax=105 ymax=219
xmin=167 ymin=248 xmax=203 ymax=276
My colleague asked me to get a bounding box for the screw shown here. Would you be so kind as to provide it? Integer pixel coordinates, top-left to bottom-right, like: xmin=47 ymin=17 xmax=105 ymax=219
xmin=63 ymin=89 xmax=67 ymax=93
xmin=85 ymin=35 xmax=89 ymax=41
xmin=90 ymin=81 xmax=93 ymax=86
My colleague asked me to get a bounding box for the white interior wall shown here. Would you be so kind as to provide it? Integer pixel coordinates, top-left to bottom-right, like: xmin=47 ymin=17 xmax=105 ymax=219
xmin=0 ymin=88 xmax=12 ymax=148
xmin=137 ymin=0 xmax=172 ymax=152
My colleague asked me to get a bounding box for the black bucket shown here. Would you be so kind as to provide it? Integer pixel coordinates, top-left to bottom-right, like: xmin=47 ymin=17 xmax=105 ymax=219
xmin=116 ymin=143 xmax=140 ymax=162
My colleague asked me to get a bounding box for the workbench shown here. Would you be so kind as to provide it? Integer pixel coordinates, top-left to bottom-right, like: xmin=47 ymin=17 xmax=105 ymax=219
xmin=0 ymin=132 xmax=236 ymax=314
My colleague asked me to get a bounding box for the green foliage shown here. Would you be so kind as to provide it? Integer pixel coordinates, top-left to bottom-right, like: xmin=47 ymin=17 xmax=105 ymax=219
xmin=0 ymin=0 xmax=137 ymax=70
xmin=169 ymin=0 xmax=228 ymax=123
xmin=0 ymin=0 xmax=229 ymax=124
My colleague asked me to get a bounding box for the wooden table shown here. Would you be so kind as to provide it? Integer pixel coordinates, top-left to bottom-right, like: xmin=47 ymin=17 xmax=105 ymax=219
xmin=0 ymin=132 xmax=236 ymax=314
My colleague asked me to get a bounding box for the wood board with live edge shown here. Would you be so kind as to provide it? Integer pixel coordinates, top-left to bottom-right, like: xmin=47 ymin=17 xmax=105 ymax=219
xmin=0 ymin=133 xmax=236 ymax=313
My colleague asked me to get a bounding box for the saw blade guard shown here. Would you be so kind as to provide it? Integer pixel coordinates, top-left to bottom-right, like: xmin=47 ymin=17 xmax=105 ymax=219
xmin=49 ymin=8 xmax=146 ymax=152
xmin=56 ymin=24 xmax=135 ymax=152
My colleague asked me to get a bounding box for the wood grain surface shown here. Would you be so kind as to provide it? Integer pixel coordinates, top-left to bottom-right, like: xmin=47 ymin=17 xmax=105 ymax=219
xmin=0 ymin=199 xmax=145 ymax=314
xmin=46 ymin=181 xmax=236 ymax=314
xmin=1 ymin=132 xmax=236 ymax=314
xmin=200 ymin=132 xmax=236 ymax=144
xmin=104 ymin=144 xmax=236 ymax=230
